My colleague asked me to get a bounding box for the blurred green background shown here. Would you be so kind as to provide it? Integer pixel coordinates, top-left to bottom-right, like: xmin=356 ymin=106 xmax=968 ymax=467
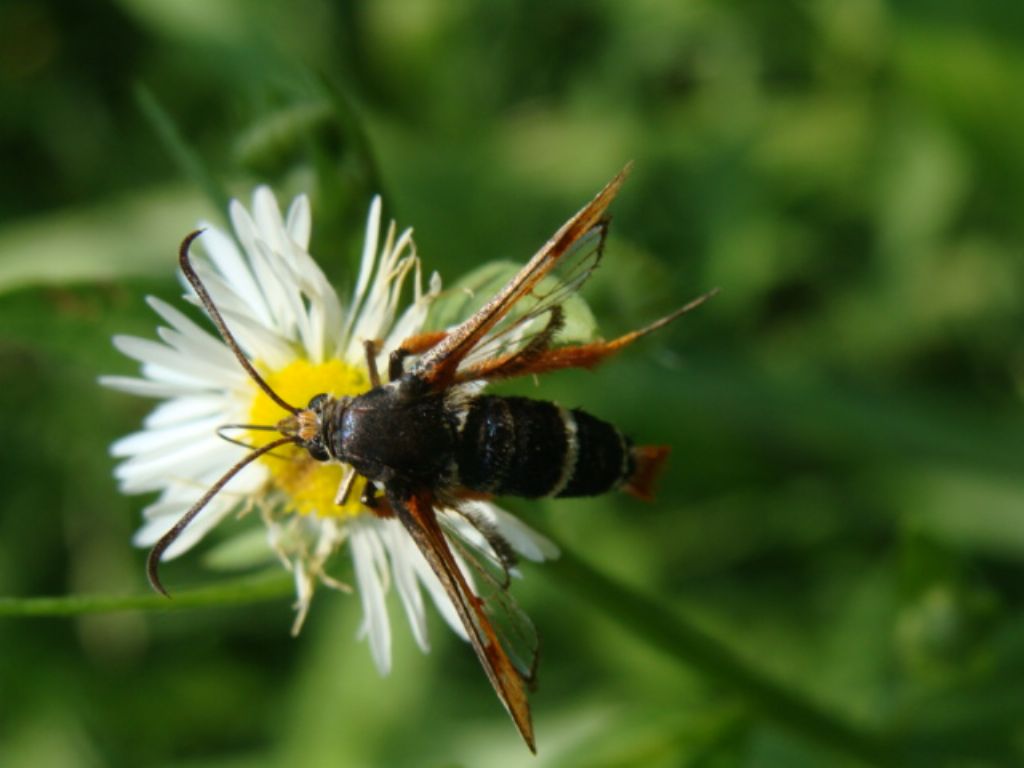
xmin=2 ymin=1 xmax=1024 ymax=766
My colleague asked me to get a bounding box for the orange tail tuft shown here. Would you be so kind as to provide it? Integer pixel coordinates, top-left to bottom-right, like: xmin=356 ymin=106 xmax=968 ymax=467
xmin=623 ymin=445 xmax=671 ymax=501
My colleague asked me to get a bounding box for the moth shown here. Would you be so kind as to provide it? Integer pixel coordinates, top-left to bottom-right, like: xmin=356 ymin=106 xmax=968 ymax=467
xmin=147 ymin=163 xmax=715 ymax=752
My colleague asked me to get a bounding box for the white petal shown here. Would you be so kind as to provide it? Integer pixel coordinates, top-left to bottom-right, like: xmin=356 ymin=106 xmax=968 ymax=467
xmin=255 ymin=239 xmax=315 ymax=357
xmin=139 ymin=472 xmax=262 ymax=523
xmin=290 ymin=564 xmax=316 ymax=636
xmin=110 ymin=415 xmax=223 ymax=457
xmin=100 ymin=375 xmax=201 ymax=399
xmin=155 ymin=326 xmax=243 ymax=380
xmin=132 ymin=464 xmax=266 ymax=556
xmin=286 ymin=195 xmax=312 ymax=249
xmin=350 ymin=523 xmax=392 ymax=675
xmin=130 ymin=364 xmax=208 ymax=392
xmin=305 ymin=273 xmax=344 ymax=363
xmin=134 ymin=497 xmax=234 ymax=558
xmin=248 ymin=238 xmax=294 ymax=336
xmin=252 ymin=186 xmax=289 ymax=255
xmin=406 ymin=534 xmax=469 ymax=641
xmin=115 ymin=438 xmax=237 ymax=491
xmin=185 ymin=262 xmax=261 ymax=331
xmin=383 ymin=282 xmax=440 ymax=353
xmin=195 ymin=225 xmax=272 ymax=328
xmin=342 ymin=196 xmax=382 ymax=344
xmin=347 ymin=247 xmax=416 ymax=360
xmin=461 ymin=500 xmax=560 ymax=562
xmin=228 ymin=200 xmax=294 ymax=335
xmin=146 ymin=296 xmax=231 ymax=360
xmin=228 ymin=200 xmax=262 ymax=271
xmin=381 ymin=521 xmax=429 ymax=652
xmin=114 ymin=335 xmax=245 ymax=390
xmin=143 ymin=396 xmax=226 ymax=429
xmin=182 ymin=264 xmax=292 ymax=365
xmin=212 ymin=306 xmax=296 ymax=371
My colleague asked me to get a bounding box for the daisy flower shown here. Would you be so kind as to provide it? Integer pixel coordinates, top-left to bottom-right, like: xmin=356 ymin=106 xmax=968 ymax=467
xmin=102 ymin=188 xmax=557 ymax=673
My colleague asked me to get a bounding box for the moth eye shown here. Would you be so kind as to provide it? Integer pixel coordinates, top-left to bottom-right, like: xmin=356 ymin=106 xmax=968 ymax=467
xmin=308 ymin=393 xmax=328 ymax=410
xmin=306 ymin=441 xmax=329 ymax=461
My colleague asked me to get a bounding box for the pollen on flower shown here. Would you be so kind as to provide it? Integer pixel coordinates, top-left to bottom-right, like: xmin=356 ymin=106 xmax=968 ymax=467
xmin=248 ymin=358 xmax=370 ymax=518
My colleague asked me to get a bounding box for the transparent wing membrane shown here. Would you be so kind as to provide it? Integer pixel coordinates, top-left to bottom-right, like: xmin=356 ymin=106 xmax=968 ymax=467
xmin=440 ymin=506 xmax=540 ymax=683
xmin=458 ymin=221 xmax=607 ymax=374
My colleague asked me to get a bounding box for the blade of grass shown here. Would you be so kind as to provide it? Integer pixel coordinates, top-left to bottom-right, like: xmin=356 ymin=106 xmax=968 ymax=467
xmin=0 ymin=571 xmax=292 ymax=617
xmin=135 ymin=83 xmax=231 ymax=223
xmin=318 ymin=72 xmax=388 ymax=203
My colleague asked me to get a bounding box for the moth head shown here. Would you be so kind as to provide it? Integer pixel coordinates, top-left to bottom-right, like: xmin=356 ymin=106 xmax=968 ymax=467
xmin=276 ymin=392 xmax=348 ymax=462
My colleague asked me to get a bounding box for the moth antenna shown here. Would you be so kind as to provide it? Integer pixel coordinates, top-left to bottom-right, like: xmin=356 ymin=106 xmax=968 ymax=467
xmin=178 ymin=230 xmax=299 ymax=415
xmin=147 ymin=435 xmax=297 ymax=596
xmin=215 ymin=425 xmax=297 ymax=456
xmin=216 ymin=423 xmax=281 ymax=441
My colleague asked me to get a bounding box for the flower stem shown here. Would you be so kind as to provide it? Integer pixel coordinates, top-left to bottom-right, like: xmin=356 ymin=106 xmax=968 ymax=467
xmin=0 ymin=572 xmax=292 ymax=617
xmin=541 ymin=544 xmax=900 ymax=767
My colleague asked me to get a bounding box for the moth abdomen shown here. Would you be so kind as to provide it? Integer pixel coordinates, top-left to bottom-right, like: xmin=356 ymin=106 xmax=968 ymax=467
xmin=455 ymin=395 xmax=639 ymax=499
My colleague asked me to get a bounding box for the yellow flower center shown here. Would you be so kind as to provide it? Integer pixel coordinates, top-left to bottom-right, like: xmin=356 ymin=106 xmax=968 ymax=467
xmin=247 ymin=358 xmax=370 ymax=518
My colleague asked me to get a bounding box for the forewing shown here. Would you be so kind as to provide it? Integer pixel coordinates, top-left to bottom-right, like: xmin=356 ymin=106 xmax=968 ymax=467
xmin=411 ymin=164 xmax=632 ymax=387
xmin=388 ymin=489 xmax=536 ymax=752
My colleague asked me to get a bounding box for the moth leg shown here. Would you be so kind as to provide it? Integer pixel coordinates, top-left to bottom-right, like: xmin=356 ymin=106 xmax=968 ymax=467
xmin=335 ymin=467 xmax=359 ymax=506
xmin=389 ymin=330 xmax=448 ymax=381
xmin=361 ymin=483 xmax=396 ymax=517
xmin=363 ymin=339 xmax=383 ymax=387
xmin=454 ymin=289 xmax=718 ymax=384
xmin=388 ymin=350 xmax=410 ymax=382
xmin=360 ymin=481 xmax=379 ymax=509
